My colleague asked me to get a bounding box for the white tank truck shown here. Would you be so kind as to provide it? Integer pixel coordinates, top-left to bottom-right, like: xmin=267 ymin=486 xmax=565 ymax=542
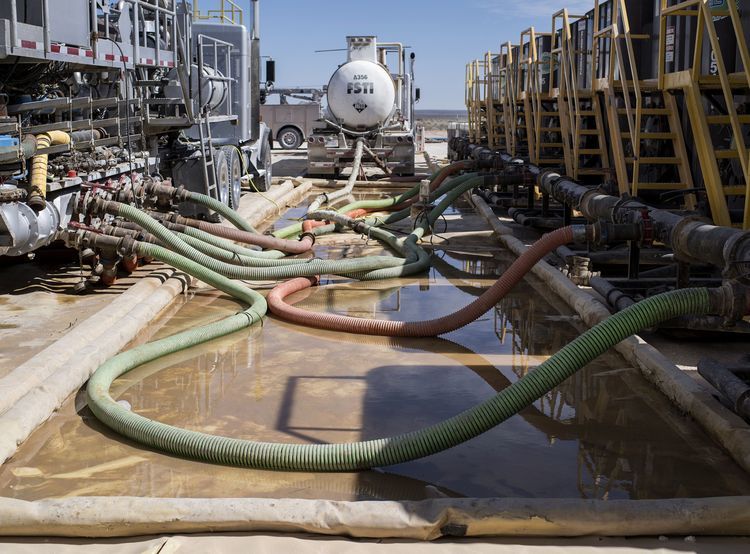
xmin=307 ymin=36 xmax=420 ymax=177
xmin=0 ymin=0 xmax=273 ymax=258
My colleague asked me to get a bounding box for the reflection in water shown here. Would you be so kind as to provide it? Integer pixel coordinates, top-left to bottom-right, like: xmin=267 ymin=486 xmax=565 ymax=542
xmin=1 ymin=242 xmax=750 ymax=502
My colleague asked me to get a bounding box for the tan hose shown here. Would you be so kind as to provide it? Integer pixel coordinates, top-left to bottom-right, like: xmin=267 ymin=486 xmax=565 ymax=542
xmin=29 ymin=131 xmax=70 ymax=209
xmin=153 ymin=214 xmax=315 ymax=255
xmin=268 ymin=226 xmax=576 ymax=337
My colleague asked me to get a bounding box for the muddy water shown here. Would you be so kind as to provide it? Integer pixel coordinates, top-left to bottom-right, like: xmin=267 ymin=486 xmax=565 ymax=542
xmin=2 ymin=229 xmax=750 ymax=502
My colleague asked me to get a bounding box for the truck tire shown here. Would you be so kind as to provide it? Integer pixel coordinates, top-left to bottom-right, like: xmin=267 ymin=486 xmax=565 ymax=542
xmin=206 ymin=149 xmax=231 ymax=222
xmin=260 ymin=142 xmax=273 ymax=191
xmin=277 ymin=126 xmax=303 ymax=150
xmin=222 ymin=145 xmax=242 ymax=210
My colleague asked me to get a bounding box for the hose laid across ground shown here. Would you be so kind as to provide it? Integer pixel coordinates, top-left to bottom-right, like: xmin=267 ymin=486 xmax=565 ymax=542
xmin=102 ymin=201 xmax=409 ymax=280
xmin=152 ymin=214 xmax=315 ymax=255
xmin=87 ymin=287 xmax=719 ymax=471
xmin=273 ymin=161 xmax=475 ymax=240
xmin=307 ymin=138 xmax=365 ymax=214
xmin=182 ymin=189 xmax=258 ymax=234
xmin=268 ymin=226 xmax=581 ymax=336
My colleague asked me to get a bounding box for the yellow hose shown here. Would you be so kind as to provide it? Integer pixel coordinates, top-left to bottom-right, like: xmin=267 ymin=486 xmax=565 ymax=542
xmin=30 ymin=131 xmax=70 ymax=199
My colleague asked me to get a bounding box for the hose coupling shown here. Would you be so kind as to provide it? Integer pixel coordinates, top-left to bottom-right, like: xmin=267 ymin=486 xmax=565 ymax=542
xmin=590 ymin=221 xmax=643 ymax=245
xmin=350 ymin=219 xmax=369 ymax=235
xmin=709 ymin=280 xmax=750 ymax=324
xmin=571 ymin=225 xmax=593 ymax=245
xmin=476 ymin=157 xmax=504 ymax=171
xmin=299 ymin=232 xmax=317 ymax=246
xmin=537 ymin=170 xmax=562 ymax=197
xmin=86 ymin=197 xmax=118 ymax=218
xmin=117 ymin=235 xmax=138 ymax=258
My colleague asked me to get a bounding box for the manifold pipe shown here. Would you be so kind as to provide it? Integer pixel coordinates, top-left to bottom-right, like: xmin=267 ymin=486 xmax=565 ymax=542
xmin=140 ymin=181 xmax=257 ymax=233
xmin=538 ymin=171 xmax=750 ymax=274
xmin=307 ymin=138 xmax=365 ymax=213
xmin=29 ymin=131 xmax=70 ymax=206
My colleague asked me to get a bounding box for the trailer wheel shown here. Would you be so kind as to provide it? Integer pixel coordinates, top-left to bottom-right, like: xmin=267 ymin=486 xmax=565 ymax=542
xmin=261 ymin=142 xmax=273 ymax=191
xmin=277 ymin=126 xmax=303 ymax=150
xmin=222 ymin=145 xmax=242 ymax=210
xmin=214 ymin=149 xmax=231 ymax=208
xmin=206 ymin=149 xmax=231 ymax=222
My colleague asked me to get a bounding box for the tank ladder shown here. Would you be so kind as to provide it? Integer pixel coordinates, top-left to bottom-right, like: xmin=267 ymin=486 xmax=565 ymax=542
xmin=465 ymin=63 xmax=476 ymax=143
xmin=524 ymin=28 xmax=564 ymax=168
xmin=659 ymin=0 xmax=750 ymax=229
xmin=197 ymin=110 xmax=219 ymax=200
xmin=476 ymin=57 xmax=490 ymax=146
xmin=485 ymin=51 xmax=506 ymax=151
xmin=517 ymin=29 xmax=537 ymax=161
xmin=499 ymin=43 xmax=518 ymax=154
xmin=596 ymin=0 xmax=695 ymax=207
xmin=553 ymin=9 xmax=611 ymax=181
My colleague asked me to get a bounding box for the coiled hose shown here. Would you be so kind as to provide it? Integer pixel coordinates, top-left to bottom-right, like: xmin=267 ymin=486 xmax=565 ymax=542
xmin=268 ymin=227 xmax=578 ymax=336
xmin=87 ymin=286 xmax=717 ymax=471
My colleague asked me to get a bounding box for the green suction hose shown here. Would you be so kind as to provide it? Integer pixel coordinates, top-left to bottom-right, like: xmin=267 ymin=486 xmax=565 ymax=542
xmin=87 ymin=282 xmax=718 ymax=471
xmin=273 ymin=173 xmax=479 ymax=239
xmin=109 ymin=202 xmax=409 ymax=280
xmin=184 ymin=190 xmax=258 ymax=234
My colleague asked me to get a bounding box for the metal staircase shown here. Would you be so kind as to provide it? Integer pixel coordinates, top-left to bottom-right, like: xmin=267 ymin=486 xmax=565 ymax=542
xmin=523 ymin=28 xmax=564 ymax=168
xmin=517 ymin=29 xmax=537 ymax=161
xmin=596 ymin=0 xmax=695 ymax=206
xmin=486 ymin=51 xmax=507 ymax=151
xmin=659 ymin=0 xmax=750 ymax=229
xmin=553 ymin=9 xmax=611 ymax=181
xmin=496 ymin=43 xmax=517 ymax=153
xmin=197 ymin=109 xmax=219 ymax=200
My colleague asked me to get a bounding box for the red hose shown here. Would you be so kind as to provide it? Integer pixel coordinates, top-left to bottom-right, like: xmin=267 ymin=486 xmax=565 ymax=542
xmin=268 ymin=226 xmax=575 ymax=337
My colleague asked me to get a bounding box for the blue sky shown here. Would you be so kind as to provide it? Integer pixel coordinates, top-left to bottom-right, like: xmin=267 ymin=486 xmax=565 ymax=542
xmin=201 ymin=1 xmax=593 ymax=110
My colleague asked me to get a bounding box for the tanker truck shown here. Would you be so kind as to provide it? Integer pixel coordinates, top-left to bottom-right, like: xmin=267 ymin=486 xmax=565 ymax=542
xmin=307 ymin=36 xmax=419 ymax=177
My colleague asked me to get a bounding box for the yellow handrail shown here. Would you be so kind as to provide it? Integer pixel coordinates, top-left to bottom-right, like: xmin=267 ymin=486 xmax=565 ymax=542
xmin=193 ymin=0 xmax=244 ymax=25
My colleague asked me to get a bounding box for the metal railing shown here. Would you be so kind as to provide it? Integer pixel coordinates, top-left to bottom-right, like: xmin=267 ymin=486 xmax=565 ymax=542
xmin=658 ymin=0 xmax=750 ymax=228
xmin=193 ymin=0 xmax=244 ymax=25
xmin=197 ymin=33 xmax=234 ymax=118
